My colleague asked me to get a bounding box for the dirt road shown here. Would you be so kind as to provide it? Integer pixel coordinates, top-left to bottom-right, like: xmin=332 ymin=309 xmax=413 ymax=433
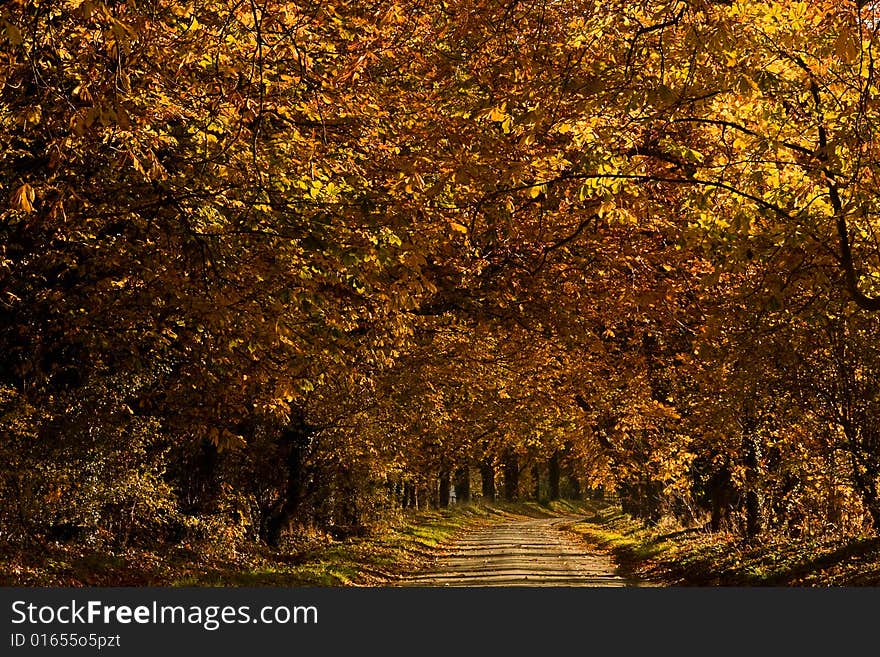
xmin=403 ymin=516 xmax=638 ymax=587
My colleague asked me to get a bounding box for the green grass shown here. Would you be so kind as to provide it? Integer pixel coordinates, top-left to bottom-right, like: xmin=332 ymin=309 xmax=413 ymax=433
xmin=24 ymin=497 xmax=880 ymax=586
xmin=565 ymin=501 xmax=880 ymax=586
xmin=175 ymin=500 xmax=612 ymax=586
xmin=2 ymin=499 xmax=597 ymax=586
xmin=168 ymin=505 xmax=499 ymax=586
xmin=182 ymin=500 xmax=880 ymax=586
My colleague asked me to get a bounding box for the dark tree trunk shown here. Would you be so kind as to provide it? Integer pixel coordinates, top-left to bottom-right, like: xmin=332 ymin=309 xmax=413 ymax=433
xmin=620 ymin=483 xmax=634 ymax=515
xmin=438 ymin=470 xmax=451 ymax=508
xmin=548 ymin=452 xmax=560 ymax=500
xmin=825 ymin=449 xmax=843 ymax=528
xmin=455 ymin=466 xmax=470 ymax=503
xmin=182 ymin=438 xmax=219 ymax=514
xmin=335 ymin=468 xmax=360 ymax=534
xmin=620 ymin=479 xmax=662 ymax=521
xmin=866 ymin=499 xmax=880 ymax=532
xmin=569 ymin=472 xmax=581 ymax=500
xmin=425 ymin=482 xmax=437 ymax=509
xmin=708 ymin=463 xmax=733 ymax=532
xmin=263 ymin=414 xmax=313 ymax=546
xmin=531 ymin=463 xmax=541 ymax=500
xmin=503 ymin=450 xmax=519 ymax=501
xmin=742 ymin=425 xmax=765 ymax=539
xmin=840 ymin=424 xmax=880 ymax=534
xmin=403 ymin=481 xmax=416 ymax=509
xmin=480 ymin=460 xmax=496 ymax=500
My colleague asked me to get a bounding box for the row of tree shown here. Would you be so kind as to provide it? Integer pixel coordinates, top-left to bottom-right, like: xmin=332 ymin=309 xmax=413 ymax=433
xmin=4 ymin=0 xmax=880 ymax=554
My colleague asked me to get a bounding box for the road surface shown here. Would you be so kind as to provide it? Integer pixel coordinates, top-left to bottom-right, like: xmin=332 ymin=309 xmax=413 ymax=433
xmin=403 ymin=516 xmax=639 ymax=587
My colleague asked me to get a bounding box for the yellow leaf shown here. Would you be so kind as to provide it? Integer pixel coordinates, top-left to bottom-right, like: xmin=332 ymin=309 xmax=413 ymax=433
xmin=488 ymin=105 xmax=507 ymax=122
xmin=11 ymin=184 xmax=34 ymax=212
xmin=450 ymin=222 xmax=468 ymax=234
xmin=130 ymin=152 xmax=145 ymax=175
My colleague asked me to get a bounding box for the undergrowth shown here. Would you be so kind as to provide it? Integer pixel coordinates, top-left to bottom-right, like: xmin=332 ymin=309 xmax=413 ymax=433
xmin=1 ymin=499 xmax=586 ymax=586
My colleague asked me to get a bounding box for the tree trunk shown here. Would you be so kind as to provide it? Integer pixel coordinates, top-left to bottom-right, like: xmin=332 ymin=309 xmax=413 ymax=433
xmin=455 ymin=466 xmax=470 ymax=503
xmin=183 ymin=438 xmax=219 ymax=514
xmin=336 ymin=468 xmax=360 ymax=533
xmin=708 ymin=462 xmax=733 ymax=531
xmin=403 ymin=481 xmax=416 ymax=509
xmin=388 ymin=479 xmax=399 ymax=507
xmin=548 ymin=452 xmax=560 ymax=500
xmin=503 ymin=450 xmax=519 ymax=501
xmin=531 ymin=463 xmax=541 ymax=500
xmin=742 ymin=428 xmax=765 ymax=540
xmin=418 ymin=483 xmax=429 ymax=509
xmin=263 ymin=415 xmax=312 ymax=546
xmin=841 ymin=425 xmax=880 ymax=534
xmin=438 ymin=470 xmax=451 ymax=508
xmin=569 ymin=472 xmax=581 ymax=500
xmin=825 ymin=449 xmax=843 ymax=528
xmin=866 ymin=499 xmax=880 ymax=532
xmin=480 ymin=459 xmax=496 ymax=500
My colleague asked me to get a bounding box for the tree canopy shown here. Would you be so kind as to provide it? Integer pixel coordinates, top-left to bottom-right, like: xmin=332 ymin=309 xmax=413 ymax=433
xmin=5 ymin=0 xmax=880 ymax=558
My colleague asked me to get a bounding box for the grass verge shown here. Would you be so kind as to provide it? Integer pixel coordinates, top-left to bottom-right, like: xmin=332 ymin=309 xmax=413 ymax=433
xmin=1 ymin=499 xmax=588 ymax=586
xmin=567 ymin=501 xmax=880 ymax=586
